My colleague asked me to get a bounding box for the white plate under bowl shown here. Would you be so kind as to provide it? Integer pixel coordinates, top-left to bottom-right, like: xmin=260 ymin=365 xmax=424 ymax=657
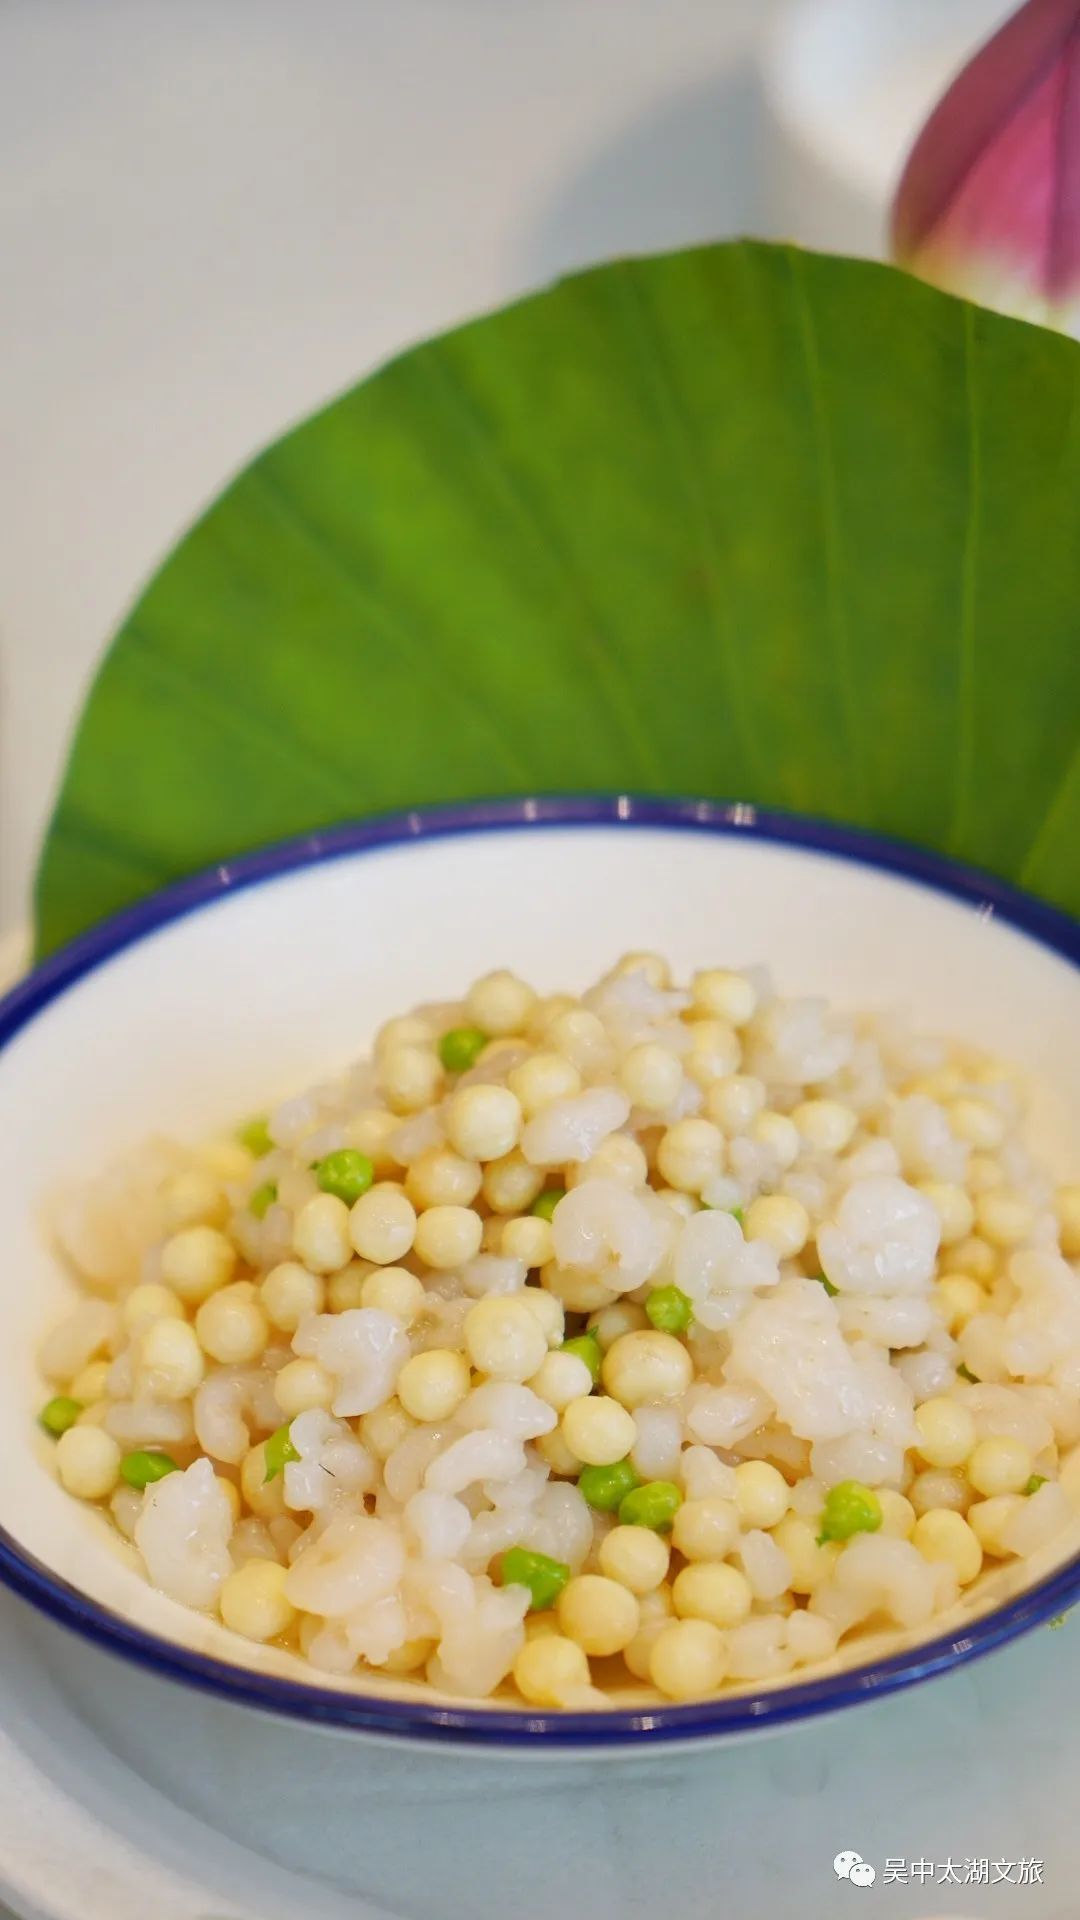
xmin=1 ymin=799 xmax=1078 ymax=1762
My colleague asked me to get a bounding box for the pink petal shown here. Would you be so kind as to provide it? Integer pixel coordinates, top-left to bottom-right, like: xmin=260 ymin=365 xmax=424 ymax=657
xmin=892 ymin=0 xmax=1080 ymax=306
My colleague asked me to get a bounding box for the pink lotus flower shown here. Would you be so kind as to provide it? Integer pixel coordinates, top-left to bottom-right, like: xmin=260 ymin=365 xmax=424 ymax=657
xmin=891 ymin=0 xmax=1080 ymax=332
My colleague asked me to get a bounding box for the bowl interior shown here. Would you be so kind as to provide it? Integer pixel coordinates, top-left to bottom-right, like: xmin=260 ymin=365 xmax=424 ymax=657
xmin=2 ymin=817 xmax=1079 ymax=1723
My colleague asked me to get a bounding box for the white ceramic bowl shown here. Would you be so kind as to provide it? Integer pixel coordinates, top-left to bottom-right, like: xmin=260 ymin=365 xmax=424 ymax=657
xmin=2 ymin=798 xmax=1078 ymax=1753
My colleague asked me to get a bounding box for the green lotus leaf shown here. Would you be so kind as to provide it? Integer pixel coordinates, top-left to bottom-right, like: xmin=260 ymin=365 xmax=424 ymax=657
xmin=35 ymin=242 xmax=1080 ymax=956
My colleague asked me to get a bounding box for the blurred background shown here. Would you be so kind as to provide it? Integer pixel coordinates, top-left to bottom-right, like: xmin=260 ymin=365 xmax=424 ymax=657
xmin=0 ymin=0 xmax=1013 ymax=946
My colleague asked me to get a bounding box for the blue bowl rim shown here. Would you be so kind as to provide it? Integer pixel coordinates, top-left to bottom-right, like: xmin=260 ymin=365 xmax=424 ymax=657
xmin=2 ymin=792 xmax=1079 ymax=1748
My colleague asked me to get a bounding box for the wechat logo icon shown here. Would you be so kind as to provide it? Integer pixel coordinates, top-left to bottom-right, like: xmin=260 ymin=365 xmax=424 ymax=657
xmin=834 ymin=1851 xmax=876 ymax=1888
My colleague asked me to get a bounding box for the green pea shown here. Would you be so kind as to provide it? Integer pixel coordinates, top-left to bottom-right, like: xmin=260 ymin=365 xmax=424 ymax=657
xmin=956 ymin=1363 xmax=979 ymax=1384
xmin=264 ymin=1422 xmax=301 ymax=1482
xmin=313 ymin=1149 xmax=374 ymax=1204
xmin=500 ymin=1546 xmax=571 ymax=1612
xmin=578 ymin=1457 xmax=641 ymax=1511
xmin=816 ymin=1273 xmax=839 ymax=1298
xmin=729 ymin=1206 xmax=745 ymax=1226
xmin=120 ymin=1450 xmax=181 ymax=1489
xmin=818 ymin=1480 xmax=882 ymax=1544
xmin=250 ymin=1180 xmax=278 ymax=1220
xmin=40 ymin=1396 xmax=83 ymax=1437
xmin=237 ymin=1115 xmax=273 ymax=1157
xmin=645 ymin=1285 xmax=693 ymax=1335
xmin=561 ymin=1331 xmax=602 ymax=1385
xmin=438 ymin=1026 xmax=488 ymax=1073
xmin=531 ymin=1186 xmax=565 ymax=1223
xmin=1024 ymin=1474 xmax=1048 ymax=1496
xmin=618 ymin=1479 xmax=683 ymax=1532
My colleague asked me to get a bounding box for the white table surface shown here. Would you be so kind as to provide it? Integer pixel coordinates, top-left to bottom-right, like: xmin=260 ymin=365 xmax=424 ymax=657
xmin=0 ymin=0 xmax=783 ymax=935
